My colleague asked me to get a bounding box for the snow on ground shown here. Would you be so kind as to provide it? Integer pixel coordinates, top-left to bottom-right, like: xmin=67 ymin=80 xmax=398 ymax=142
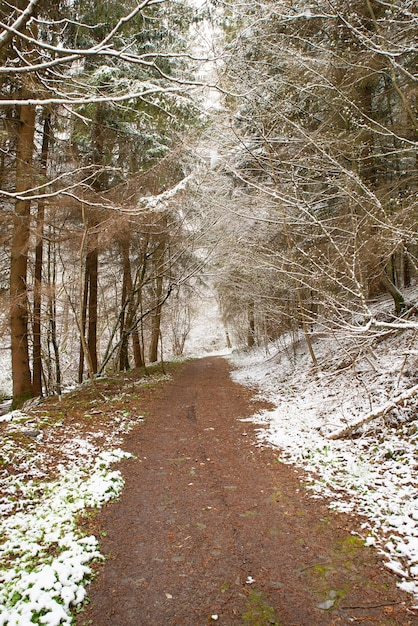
xmin=0 ymin=448 xmax=129 ymax=626
xmin=230 ymin=322 xmax=418 ymax=605
xmin=0 ymin=404 xmax=144 ymax=625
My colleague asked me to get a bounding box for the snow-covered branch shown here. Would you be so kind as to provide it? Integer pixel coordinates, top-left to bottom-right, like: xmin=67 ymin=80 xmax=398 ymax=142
xmin=328 ymin=382 xmax=418 ymax=440
xmin=0 ymin=0 xmax=39 ymax=48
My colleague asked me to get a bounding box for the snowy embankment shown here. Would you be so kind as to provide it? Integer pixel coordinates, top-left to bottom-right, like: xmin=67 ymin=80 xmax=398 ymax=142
xmin=230 ymin=324 xmax=418 ymax=606
xmin=0 ymin=405 xmax=142 ymax=626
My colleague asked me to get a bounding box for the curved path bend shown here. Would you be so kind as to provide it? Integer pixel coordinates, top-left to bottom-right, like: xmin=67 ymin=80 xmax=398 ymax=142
xmin=78 ymin=357 xmax=415 ymax=625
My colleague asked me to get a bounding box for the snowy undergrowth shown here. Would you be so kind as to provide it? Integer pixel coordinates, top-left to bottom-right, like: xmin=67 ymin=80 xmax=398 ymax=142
xmin=231 ymin=326 xmax=418 ymax=605
xmin=0 ymin=396 xmax=146 ymax=625
xmin=0 ymin=448 xmax=130 ymax=626
xmin=0 ymin=367 xmax=164 ymax=625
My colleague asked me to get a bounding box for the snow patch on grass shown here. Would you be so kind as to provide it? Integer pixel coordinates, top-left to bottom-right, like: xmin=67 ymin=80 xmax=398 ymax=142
xmin=0 ymin=448 xmax=130 ymax=625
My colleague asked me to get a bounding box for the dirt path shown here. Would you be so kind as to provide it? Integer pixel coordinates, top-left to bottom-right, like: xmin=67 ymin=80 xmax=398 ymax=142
xmin=77 ymin=357 xmax=415 ymax=625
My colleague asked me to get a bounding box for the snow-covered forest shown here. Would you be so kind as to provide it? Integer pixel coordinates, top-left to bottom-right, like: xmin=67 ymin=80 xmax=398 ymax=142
xmin=1 ymin=0 xmax=418 ymax=623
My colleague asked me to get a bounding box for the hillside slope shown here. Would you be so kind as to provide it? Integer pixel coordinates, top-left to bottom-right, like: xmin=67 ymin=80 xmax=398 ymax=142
xmin=231 ymin=291 xmax=418 ymax=606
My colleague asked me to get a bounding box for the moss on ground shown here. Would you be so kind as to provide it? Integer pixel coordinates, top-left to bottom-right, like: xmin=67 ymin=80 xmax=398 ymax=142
xmin=242 ymin=590 xmax=282 ymax=626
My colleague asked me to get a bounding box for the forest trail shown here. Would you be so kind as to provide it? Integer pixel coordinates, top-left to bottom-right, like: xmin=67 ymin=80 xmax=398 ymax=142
xmin=77 ymin=357 xmax=415 ymax=626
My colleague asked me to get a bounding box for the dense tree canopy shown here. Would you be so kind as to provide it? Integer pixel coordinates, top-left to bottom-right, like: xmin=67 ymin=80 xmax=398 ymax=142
xmin=1 ymin=0 xmax=417 ymax=405
xmin=210 ymin=0 xmax=418 ymax=351
xmin=0 ymin=0 xmax=208 ymax=405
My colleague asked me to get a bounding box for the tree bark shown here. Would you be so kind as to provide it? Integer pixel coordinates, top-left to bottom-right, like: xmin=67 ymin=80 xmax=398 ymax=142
xmin=78 ymin=252 xmax=89 ymax=383
xmin=47 ymin=227 xmax=61 ymax=395
xmin=132 ymin=326 xmax=143 ymax=369
xmin=123 ymin=248 xmax=145 ymax=369
xmin=78 ymin=232 xmax=99 ymax=378
xmin=83 ymin=102 xmax=104 ymax=375
xmin=10 ymin=99 xmax=36 ymax=405
xmin=86 ymin=235 xmax=99 ymax=373
xmin=119 ymin=243 xmax=131 ymax=371
xmin=32 ymin=113 xmax=51 ymax=396
xmin=149 ymin=241 xmax=165 ymax=363
xmin=380 ymin=269 xmax=407 ymax=316
xmin=247 ymin=301 xmax=255 ymax=348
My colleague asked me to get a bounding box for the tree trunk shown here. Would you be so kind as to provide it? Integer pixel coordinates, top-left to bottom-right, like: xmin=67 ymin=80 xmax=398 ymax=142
xmin=10 ymin=100 xmax=36 ymax=406
xmin=132 ymin=246 xmax=149 ymax=369
xmin=47 ymin=226 xmax=61 ymax=395
xmin=149 ymin=277 xmax=164 ymax=363
xmin=403 ymin=247 xmax=411 ymax=288
xmin=78 ymin=207 xmax=99 ymax=379
xmin=83 ymin=102 xmax=104 ymax=375
xmin=131 ymin=328 xmax=143 ymax=368
xmin=86 ymin=236 xmax=98 ymax=373
xmin=358 ymin=83 xmax=377 ymax=187
xmin=134 ymin=248 xmax=149 ymax=369
xmin=380 ymin=269 xmax=407 ymax=316
xmin=149 ymin=241 xmax=165 ymax=363
xmin=32 ymin=113 xmax=51 ymax=396
xmin=78 ymin=255 xmax=89 ymax=383
xmin=123 ymin=248 xmax=145 ymax=369
xmin=247 ymin=301 xmax=255 ymax=348
xmin=119 ymin=244 xmax=131 ymax=371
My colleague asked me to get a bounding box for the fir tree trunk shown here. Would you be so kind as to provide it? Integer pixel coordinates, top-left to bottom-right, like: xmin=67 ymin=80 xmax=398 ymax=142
xmin=120 ymin=244 xmax=145 ymax=369
xmin=86 ymin=239 xmax=98 ymax=373
xmin=149 ymin=241 xmax=165 ymax=363
xmin=247 ymin=301 xmax=255 ymax=348
xmin=47 ymin=230 xmax=61 ymax=395
xmin=132 ymin=327 xmax=143 ymax=368
xmin=33 ymin=113 xmax=51 ymax=396
xmin=149 ymin=275 xmax=164 ymax=363
xmin=78 ymin=259 xmax=89 ymax=383
xmin=119 ymin=244 xmax=131 ymax=371
xmin=10 ymin=100 xmax=36 ymax=406
xmin=83 ymin=103 xmax=104 ymax=375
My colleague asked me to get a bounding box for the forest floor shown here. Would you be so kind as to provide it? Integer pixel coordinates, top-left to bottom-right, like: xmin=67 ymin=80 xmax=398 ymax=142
xmin=73 ymin=356 xmax=416 ymax=626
